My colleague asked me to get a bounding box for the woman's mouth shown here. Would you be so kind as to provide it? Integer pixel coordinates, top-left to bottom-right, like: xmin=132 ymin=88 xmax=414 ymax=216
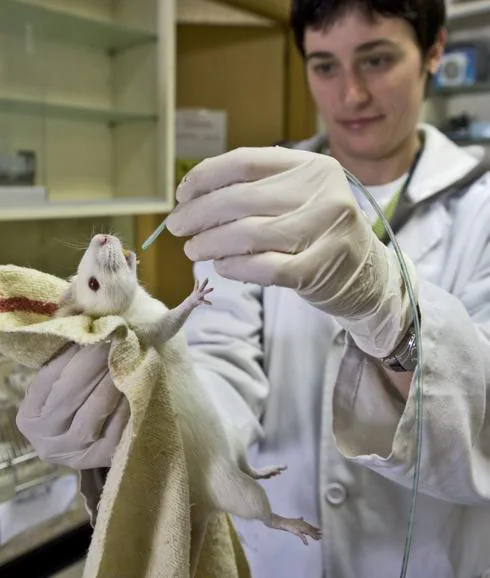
xmin=338 ymin=116 xmax=384 ymax=132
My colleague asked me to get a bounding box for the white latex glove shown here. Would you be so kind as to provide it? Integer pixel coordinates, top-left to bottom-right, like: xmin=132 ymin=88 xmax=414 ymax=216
xmin=166 ymin=146 xmax=418 ymax=358
xmin=16 ymin=342 xmax=129 ymax=469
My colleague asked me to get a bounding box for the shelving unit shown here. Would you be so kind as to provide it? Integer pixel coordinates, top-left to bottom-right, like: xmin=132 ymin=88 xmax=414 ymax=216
xmin=0 ymin=0 xmax=282 ymax=224
xmin=447 ymin=0 xmax=490 ymax=23
xmin=422 ymin=2 xmax=490 ymax=146
xmin=0 ymin=0 xmax=175 ymax=222
xmin=0 ymin=0 xmax=158 ymax=50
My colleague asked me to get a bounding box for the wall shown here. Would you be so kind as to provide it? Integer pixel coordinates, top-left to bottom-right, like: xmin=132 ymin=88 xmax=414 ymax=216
xmin=140 ymin=22 xmax=287 ymax=307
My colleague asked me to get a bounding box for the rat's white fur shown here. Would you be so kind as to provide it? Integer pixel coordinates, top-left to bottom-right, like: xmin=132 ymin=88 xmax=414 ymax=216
xmin=58 ymin=234 xmax=321 ymax=576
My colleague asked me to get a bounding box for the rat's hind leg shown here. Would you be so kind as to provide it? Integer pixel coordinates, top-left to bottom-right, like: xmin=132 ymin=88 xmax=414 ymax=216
xmin=238 ymin=455 xmax=288 ymax=480
xmin=266 ymin=513 xmax=322 ymax=545
xmin=226 ymin=424 xmax=287 ymax=480
xmin=210 ymin=467 xmax=321 ymax=545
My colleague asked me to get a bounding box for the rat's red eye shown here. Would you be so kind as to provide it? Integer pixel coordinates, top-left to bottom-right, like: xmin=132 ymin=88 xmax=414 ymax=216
xmin=88 ymin=277 xmax=100 ymax=292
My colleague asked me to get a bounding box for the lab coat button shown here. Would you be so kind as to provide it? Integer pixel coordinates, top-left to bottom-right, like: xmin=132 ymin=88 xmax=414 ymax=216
xmin=325 ymin=482 xmax=347 ymax=505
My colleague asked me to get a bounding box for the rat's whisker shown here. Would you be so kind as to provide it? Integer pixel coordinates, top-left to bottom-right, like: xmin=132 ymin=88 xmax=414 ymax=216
xmin=52 ymin=237 xmax=89 ymax=251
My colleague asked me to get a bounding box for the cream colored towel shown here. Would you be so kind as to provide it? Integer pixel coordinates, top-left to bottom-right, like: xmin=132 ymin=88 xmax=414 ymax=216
xmin=0 ymin=264 xmax=250 ymax=578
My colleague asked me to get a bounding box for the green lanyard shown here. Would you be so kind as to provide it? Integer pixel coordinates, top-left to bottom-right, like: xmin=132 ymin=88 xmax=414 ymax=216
xmin=371 ymin=181 xmax=405 ymax=243
xmin=370 ymin=141 xmax=425 ymax=244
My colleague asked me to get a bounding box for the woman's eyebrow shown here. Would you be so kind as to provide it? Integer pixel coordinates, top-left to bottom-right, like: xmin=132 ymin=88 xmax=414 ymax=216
xmin=306 ymin=39 xmax=399 ymax=61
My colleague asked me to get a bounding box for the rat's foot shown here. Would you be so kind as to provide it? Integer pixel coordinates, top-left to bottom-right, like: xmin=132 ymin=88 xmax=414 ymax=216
xmin=189 ymin=278 xmax=214 ymax=308
xmin=267 ymin=514 xmax=322 ymax=545
xmin=250 ymin=465 xmax=287 ymax=480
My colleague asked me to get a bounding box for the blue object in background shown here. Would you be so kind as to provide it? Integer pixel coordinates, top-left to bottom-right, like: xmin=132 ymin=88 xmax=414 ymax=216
xmin=434 ymin=40 xmax=490 ymax=88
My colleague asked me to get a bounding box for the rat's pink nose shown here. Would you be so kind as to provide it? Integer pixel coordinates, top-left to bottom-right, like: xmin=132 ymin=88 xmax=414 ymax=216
xmin=94 ymin=234 xmax=109 ymax=246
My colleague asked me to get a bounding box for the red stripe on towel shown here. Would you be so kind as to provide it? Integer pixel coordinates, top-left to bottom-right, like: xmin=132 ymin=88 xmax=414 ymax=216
xmin=0 ymin=296 xmax=58 ymax=316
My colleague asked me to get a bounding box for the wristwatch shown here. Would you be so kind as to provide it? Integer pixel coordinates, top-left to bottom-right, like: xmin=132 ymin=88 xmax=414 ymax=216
xmin=379 ymin=309 xmax=420 ymax=372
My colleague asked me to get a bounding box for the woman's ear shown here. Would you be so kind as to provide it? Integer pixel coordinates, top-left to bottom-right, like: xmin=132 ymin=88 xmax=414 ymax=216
xmin=427 ymin=28 xmax=447 ymax=75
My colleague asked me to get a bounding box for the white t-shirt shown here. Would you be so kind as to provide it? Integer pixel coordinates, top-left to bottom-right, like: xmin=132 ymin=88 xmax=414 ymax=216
xmin=320 ymin=149 xmax=409 ymax=224
xmin=352 ymin=172 xmax=408 ymax=224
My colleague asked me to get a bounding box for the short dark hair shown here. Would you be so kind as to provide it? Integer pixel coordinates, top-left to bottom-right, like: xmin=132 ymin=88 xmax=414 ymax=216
xmin=290 ymin=0 xmax=446 ymax=58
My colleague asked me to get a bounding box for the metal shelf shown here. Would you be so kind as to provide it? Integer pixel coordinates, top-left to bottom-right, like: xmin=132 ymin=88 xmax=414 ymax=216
xmin=0 ymin=0 xmax=156 ymax=51
xmin=431 ymin=82 xmax=490 ymax=96
xmin=447 ymin=0 xmax=490 ymax=21
xmin=0 ymin=97 xmax=156 ymax=124
xmin=0 ymin=197 xmax=172 ymax=222
xmin=0 ymin=346 xmax=90 ymax=577
xmin=447 ymin=135 xmax=490 ymax=144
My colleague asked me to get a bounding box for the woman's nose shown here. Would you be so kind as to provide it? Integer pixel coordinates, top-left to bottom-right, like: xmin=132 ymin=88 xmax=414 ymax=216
xmin=343 ymin=72 xmax=370 ymax=107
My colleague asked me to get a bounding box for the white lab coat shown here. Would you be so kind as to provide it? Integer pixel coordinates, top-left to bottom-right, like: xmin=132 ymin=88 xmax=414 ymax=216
xmin=184 ymin=124 xmax=490 ymax=578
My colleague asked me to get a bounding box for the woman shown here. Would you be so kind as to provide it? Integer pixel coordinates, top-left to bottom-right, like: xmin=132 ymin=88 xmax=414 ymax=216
xmin=17 ymin=1 xmax=490 ymax=576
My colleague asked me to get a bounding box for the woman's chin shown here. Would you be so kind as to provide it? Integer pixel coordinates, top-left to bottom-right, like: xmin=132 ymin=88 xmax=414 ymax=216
xmin=332 ymin=137 xmax=390 ymax=162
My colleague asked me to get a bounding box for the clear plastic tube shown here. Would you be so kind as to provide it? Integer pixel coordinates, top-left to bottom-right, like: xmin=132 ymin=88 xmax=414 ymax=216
xmin=343 ymin=168 xmax=423 ymax=578
xmin=141 ymin=167 xmax=424 ymax=578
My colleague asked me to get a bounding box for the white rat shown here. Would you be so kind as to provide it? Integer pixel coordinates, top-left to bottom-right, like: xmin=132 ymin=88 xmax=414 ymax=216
xmin=57 ymin=233 xmax=322 ymax=576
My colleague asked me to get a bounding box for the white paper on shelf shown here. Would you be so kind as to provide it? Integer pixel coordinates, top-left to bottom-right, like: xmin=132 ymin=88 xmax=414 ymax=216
xmin=176 ymin=108 xmax=227 ymax=158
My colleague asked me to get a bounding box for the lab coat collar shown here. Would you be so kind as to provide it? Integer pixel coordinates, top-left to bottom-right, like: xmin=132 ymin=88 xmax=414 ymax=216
xmin=408 ymin=123 xmax=485 ymax=203
xmin=295 ymin=124 xmax=487 ymax=204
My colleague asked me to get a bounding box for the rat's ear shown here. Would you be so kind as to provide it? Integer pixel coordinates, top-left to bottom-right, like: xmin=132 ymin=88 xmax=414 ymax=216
xmin=55 ymin=277 xmax=83 ymax=317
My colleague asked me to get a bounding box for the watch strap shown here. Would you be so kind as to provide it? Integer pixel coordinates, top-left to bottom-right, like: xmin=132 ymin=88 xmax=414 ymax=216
xmin=379 ymin=306 xmax=420 ymax=372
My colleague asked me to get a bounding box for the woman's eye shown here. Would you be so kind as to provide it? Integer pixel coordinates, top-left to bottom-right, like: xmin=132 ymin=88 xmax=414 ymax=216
xmin=88 ymin=277 xmax=100 ymax=292
xmin=361 ymin=54 xmax=394 ymax=70
xmin=313 ymin=62 xmax=336 ymax=77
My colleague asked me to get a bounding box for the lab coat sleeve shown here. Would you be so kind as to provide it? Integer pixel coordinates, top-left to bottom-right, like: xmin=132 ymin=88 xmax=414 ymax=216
xmin=184 ymin=259 xmax=269 ymax=446
xmin=331 ymin=187 xmax=490 ymax=505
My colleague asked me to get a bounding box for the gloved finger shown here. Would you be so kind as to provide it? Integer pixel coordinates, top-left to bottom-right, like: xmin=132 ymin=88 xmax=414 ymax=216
xmin=18 ymin=343 xmax=82 ymax=418
xmin=40 ymin=340 xmax=111 ymax=415
xmin=38 ymin=395 xmax=130 ymax=469
xmin=64 ymin=396 xmax=130 ymax=470
xmin=214 ymin=252 xmax=296 ymax=289
xmin=183 ymin=214 xmax=311 ymax=262
xmin=67 ymin=370 xmax=124 ymax=444
xmin=175 ymin=146 xmax=316 ymax=203
xmin=168 ymin=165 xmax=313 ymax=238
xmin=21 ymin=342 xmax=112 ymax=438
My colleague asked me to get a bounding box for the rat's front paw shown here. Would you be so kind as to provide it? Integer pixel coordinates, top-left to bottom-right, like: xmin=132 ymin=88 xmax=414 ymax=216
xmin=189 ymin=278 xmax=214 ymax=308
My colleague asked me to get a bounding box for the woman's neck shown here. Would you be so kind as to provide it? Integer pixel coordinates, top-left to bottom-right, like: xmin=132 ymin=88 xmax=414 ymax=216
xmin=330 ymin=132 xmax=422 ymax=187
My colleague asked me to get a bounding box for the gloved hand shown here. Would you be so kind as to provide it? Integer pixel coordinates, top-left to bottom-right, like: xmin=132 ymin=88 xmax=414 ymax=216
xmin=166 ymin=146 xmax=418 ymax=358
xmin=16 ymin=341 xmax=129 ymax=469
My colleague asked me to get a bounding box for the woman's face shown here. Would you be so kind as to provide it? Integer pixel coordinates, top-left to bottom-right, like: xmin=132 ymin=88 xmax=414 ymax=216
xmin=304 ymin=10 xmax=444 ymax=162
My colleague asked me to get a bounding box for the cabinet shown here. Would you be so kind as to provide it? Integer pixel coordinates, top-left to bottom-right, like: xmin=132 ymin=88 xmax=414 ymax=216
xmin=0 ymin=0 xmax=175 ymax=221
